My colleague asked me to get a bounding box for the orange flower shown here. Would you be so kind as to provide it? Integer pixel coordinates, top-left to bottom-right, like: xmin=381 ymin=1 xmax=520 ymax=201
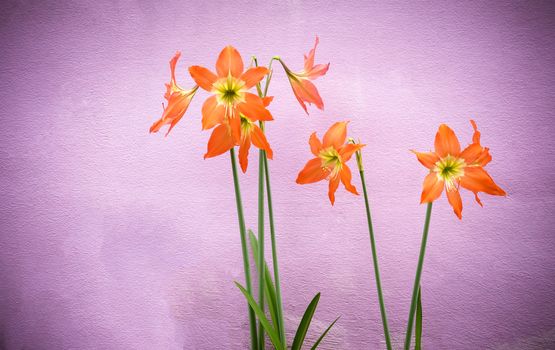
xmin=188 ymin=46 xmax=273 ymax=142
xmin=204 ymin=96 xmax=274 ymax=173
xmin=296 ymin=121 xmax=364 ymax=205
xmin=150 ymin=52 xmax=198 ymax=136
xmin=282 ymin=37 xmax=330 ymax=114
xmin=413 ymin=121 xmax=506 ymax=219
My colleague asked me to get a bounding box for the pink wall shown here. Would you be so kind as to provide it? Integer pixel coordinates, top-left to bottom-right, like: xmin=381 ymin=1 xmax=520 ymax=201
xmin=1 ymin=1 xmax=554 ymax=349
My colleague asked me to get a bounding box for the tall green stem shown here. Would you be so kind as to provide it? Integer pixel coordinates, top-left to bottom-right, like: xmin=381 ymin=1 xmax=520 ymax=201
xmin=357 ymin=159 xmax=393 ymax=350
xmin=257 ymin=146 xmax=266 ymax=350
xmin=263 ymin=154 xmax=286 ymax=345
xmin=404 ymin=202 xmax=433 ymax=350
xmin=230 ymin=148 xmax=258 ymax=350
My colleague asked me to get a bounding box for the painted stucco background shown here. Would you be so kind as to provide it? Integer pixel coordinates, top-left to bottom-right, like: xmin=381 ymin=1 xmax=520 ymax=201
xmin=1 ymin=0 xmax=555 ymax=349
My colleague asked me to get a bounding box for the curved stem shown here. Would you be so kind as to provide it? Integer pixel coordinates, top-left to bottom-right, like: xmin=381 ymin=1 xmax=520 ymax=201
xmin=359 ymin=168 xmax=393 ymax=350
xmin=404 ymin=202 xmax=433 ymax=350
xmin=257 ymin=147 xmax=266 ymax=350
xmin=230 ymin=148 xmax=258 ymax=350
xmin=263 ymin=154 xmax=286 ymax=346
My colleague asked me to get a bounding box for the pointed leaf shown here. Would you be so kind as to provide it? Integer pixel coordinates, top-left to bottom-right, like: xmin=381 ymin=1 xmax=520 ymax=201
xmin=235 ymin=282 xmax=284 ymax=350
xmin=310 ymin=316 xmax=340 ymax=349
xmin=291 ymin=293 xmax=321 ymax=350
xmin=249 ymin=230 xmax=282 ymax=338
xmin=415 ymin=286 xmax=423 ymax=350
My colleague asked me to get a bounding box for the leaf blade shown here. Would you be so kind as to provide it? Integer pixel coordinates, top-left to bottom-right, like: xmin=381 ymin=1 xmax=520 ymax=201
xmin=310 ymin=316 xmax=340 ymax=350
xmin=291 ymin=293 xmax=321 ymax=350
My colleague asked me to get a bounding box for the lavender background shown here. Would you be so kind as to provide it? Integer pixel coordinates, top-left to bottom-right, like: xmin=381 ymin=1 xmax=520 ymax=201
xmin=1 ymin=1 xmax=555 ymax=349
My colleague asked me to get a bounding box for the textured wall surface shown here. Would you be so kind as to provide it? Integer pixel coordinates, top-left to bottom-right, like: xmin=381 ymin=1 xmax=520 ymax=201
xmin=1 ymin=1 xmax=554 ymax=349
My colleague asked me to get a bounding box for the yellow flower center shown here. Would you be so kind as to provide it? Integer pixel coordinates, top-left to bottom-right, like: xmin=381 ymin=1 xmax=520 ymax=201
xmin=434 ymin=155 xmax=466 ymax=190
xmin=319 ymin=147 xmax=343 ymax=179
xmin=240 ymin=115 xmax=253 ymax=139
xmin=213 ymin=75 xmax=246 ymax=107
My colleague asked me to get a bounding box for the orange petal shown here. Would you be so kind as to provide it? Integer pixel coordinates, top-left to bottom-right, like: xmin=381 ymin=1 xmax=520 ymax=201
xmin=434 ymin=124 xmax=461 ymax=158
xmin=241 ymin=67 xmax=269 ymax=89
xmin=307 ymin=63 xmax=330 ymax=80
xmin=412 ymin=150 xmax=439 ymax=169
xmin=328 ymin=176 xmax=340 ymax=205
xmin=229 ymin=113 xmax=242 ymax=143
xmin=470 ymin=119 xmax=481 ymax=144
xmin=216 ymin=45 xmax=243 ymax=78
xmin=237 ymin=93 xmax=273 ymax=122
xmin=189 ymin=66 xmax=217 ymax=91
xmin=460 ymin=167 xmax=506 ymax=196
xmin=340 ymin=164 xmax=359 ymax=195
xmin=446 ymin=188 xmax=463 ymax=219
xmin=420 ymin=172 xmax=444 ymax=203
xmin=296 ymin=158 xmax=329 ymax=184
xmin=150 ymin=89 xmax=195 ymax=136
xmin=309 ymin=132 xmax=322 ymax=156
xmin=262 ymin=96 xmax=274 ymax=107
xmin=323 ymin=121 xmax=348 ymax=149
xmin=460 ymin=144 xmax=483 ymax=164
xmin=204 ymin=124 xmax=235 ymax=159
xmin=251 ymin=125 xmax=273 ymax=159
xmin=291 ymin=78 xmax=324 ymax=113
xmin=238 ymin=136 xmax=251 ymax=173
xmin=303 ymin=36 xmax=319 ymax=71
xmin=168 ymin=52 xmax=181 ymax=85
xmin=201 ymin=95 xmax=225 ymax=130
xmin=340 ymin=143 xmax=365 ymax=162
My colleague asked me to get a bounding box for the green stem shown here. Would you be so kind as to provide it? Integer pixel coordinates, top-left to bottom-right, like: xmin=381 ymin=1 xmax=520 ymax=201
xmin=263 ymin=153 xmax=286 ymax=346
xmin=257 ymin=146 xmax=266 ymax=350
xmin=404 ymin=202 xmax=433 ymax=350
xmin=230 ymin=148 xmax=258 ymax=350
xmin=358 ymin=168 xmax=393 ymax=350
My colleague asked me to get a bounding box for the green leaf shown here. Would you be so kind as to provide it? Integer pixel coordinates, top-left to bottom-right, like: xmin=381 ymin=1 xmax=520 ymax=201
xmin=291 ymin=293 xmax=321 ymax=350
xmin=249 ymin=230 xmax=282 ymax=338
xmin=415 ymin=286 xmax=423 ymax=350
xmin=235 ymin=282 xmax=284 ymax=350
xmin=310 ymin=317 xmax=340 ymax=350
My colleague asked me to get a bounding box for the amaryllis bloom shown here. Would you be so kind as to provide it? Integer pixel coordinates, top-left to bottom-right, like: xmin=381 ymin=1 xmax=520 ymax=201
xmin=150 ymin=52 xmax=198 ymax=136
xmin=204 ymin=96 xmax=274 ymax=173
xmin=296 ymin=121 xmax=364 ymax=205
xmin=413 ymin=121 xmax=506 ymax=219
xmin=281 ymin=37 xmax=330 ymax=114
xmin=188 ymin=46 xmax=273 ymax=142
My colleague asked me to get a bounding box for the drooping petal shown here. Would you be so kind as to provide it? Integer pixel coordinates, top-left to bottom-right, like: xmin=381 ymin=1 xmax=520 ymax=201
xmin=201 ymin=95 xmax=225 ymax=130
xmin=251 ymin=125 xmax=273 ymax=159
xmin=323 ymin=121 xmax=348 ymax=149
xmin=238 ymin=136 xmax=251 ymax=173
xmin=412 ymin=150 xmax=439 ymax=169
xmin=189 ymin=66 xmax=217 ymax=91
xmin=204 ymin=124 xmax=235 ymax=159
xmin=340 ymin=143 xmax=365 ymax=162
xmin=307 ymin=63 xmax=330 ymax=80
xmin=237 ymin=93 xmax=273 ymax=122
xmin=290 ymin=78 xmax=324 ymax=113
xmin=434 ymin=124 xmax=461 ymax=158
xmin=150 ymin=88 xmax=196 ymax=136
xmin=420 ymin=172 xmax=444 ymax=203
xmin=328 ymin=176 xmax=340 ymax=205
xmin=309 ymin=132 xmax=322 ymax=156
xmin=340 ymin=165 xmax=359 ymax=195
xmin=216 ymin=45 xmax=244 ymax=78
xmin=241 ymin=67 xmax=270 ymax=89
xmin=460 ymin=167 xmax=506 ymax=196
xmin=446 ymin=188 xmax=463 ymax=219
xmin=296 ymin=158 xmax=329 ymax=184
